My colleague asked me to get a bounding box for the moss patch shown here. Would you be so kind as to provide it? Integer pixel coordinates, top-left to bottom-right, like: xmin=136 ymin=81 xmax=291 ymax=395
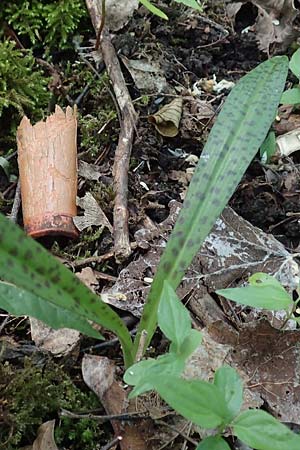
xmin=0 ymin=357 xmax=104 ymax=450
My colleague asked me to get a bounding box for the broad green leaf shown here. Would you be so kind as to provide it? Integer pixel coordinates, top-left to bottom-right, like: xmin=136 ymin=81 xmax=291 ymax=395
xmin=280 ymin=88 xmax=300 ymax=105
xmin=0 ymin=281 xmax=102 ymax=339
xmin=139 ymin=0 xmax=168 ymax=19
xmin=149 ymin=375 xmax=231 ymax=428
xmin=214 ymin=366 xmax=243 ymax=419
xmin=196 ymin=436 xmax=231 ymax=450
xmin=158 ymin=281 xmax=191 ymax=350
xmin=176 ymin=328 xmax=202 ymax=359
xmin=289 ymin=48 xmax=300 ymax=79
xmin=174 ymin=0 xmax=202 ymax=11
xmin=0 ymin=213 xmax=133 ymax=367
xmin=260 ymin=130 xmax=276 ymax=162
xmin=233 ymin=410 xmax=300 ymax=450
xmin=124 ymin=353 xmax=186 ymax=398
xmin=134 ymin=56 xmax=289 ymax=357
xmin=217 ymin=272 xmax=292 ymax=311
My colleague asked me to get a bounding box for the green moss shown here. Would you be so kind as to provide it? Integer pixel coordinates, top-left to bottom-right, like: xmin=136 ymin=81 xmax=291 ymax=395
xmin=0 ymin=39 xmax=51 ymax=153
xmin=0 ymin=40 xmax=50 ymax=119
xmin=74 ymin=69 xmax=118 ymax=160
xmin=0 ymin=358 xmax=103 ymax=450
xmin=0 ymin=0 xmax=89 ymax=49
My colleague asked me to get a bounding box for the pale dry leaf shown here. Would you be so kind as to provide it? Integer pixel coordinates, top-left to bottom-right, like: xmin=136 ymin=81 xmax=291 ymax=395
xmin=120 ymin=56 xmax=168 ymax=93
xmin=74 ymin=192 xmax=113 ymax=232
xmin=30 ymin=318 xmax=80 ymax=356
xmin=76 ymin=267 xmax=99 ymax=293
xmin=28 ymin=420 xmax=58 ymax=450
xmin=86 ymin=0 xmax=138 ymax=32
xmin=78 ymin=160 xmax=100 ymax=181
xmin=82 ymin=354 xmax=116 ymax=399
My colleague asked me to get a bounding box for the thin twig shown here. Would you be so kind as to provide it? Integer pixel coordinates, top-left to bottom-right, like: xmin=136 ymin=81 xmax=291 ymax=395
xmin=155 ymin=419 xmax=198 ymax=448
xmin=0 ymin=315 xmax=10 ymax=334
xmin=9 ymin=179 xmax=21 ymax=223
xmin=86 ymin=1 xmax=138 ymax=262
xmin=99 ymin=30 xmax=138 ymax=262
xmin=60 ymin=408 xmax=150 ymax=422
xmin=100 ymin=436 xmax=122 ymax=450
xmin=66 ymin=250 xmax=114 ymax=268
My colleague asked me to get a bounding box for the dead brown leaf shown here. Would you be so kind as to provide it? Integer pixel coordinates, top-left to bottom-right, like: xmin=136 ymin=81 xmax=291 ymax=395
xmin=82 ymin=355 xmax=156 ymax=450
xmin=227 ymin=0 xmax=300 ymax=53
xmin=25 ymin=420 xmax=58 ymax=450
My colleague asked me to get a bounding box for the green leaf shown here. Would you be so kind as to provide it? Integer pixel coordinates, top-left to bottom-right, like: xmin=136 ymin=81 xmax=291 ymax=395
xmin=260 ymin=131 xmax=276 ymax=162
xmin=134 ymin=56 xmax=289 ymax=357
xmin=289 ymin=48 xmax=300 ymax=79
xmin=233 ymin=410 xmax=300 ymax=450
xmin=149 ymin=375 xmax=231 ymax=428
xmin=124 ymin=354 xmax=186 ymax=398
xmin=176 ymin=328 xmax=202 ymax=359
xmin=0 ymin=156 xmax=10 ymax=178
xmin=196 ymin=436 xmax=231 ymax=450
xmin=0 ymin=213 xmax=133 ymax=367
xmin=158 ymin=281 xmax=191 ymax=350
xmin=139 ymin=0 xmax=168 ymax=19
xmin=217 ymin=272 xmax=292 ymax=311
xmin=0 ymin=281 xmax=102 ymax=339
xmin=173 ymin=0 xmax=202 ymax=11
xmin=214 ymin=366 xmax=243 ymax=420
xmin=280 ymin=88 xmax=300 ymax=105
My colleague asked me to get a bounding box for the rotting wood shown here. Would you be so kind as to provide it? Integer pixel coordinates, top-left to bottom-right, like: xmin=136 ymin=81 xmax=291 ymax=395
xmin=86 ymin=0 xmax=138 ymax=263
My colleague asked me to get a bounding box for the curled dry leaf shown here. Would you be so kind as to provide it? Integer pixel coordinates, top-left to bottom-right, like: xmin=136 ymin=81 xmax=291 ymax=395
xmin=148 ymin=97 xmax=183 ymax=137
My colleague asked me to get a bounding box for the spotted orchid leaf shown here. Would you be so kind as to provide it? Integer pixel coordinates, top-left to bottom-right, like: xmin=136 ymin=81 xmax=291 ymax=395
xmin=0 ymin=214 xmax=133 ymax=367
xmin=133 ymin=56 xmax=289 ymax=356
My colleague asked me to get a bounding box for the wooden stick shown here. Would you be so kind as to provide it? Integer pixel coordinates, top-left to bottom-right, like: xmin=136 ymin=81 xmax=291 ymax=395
xmin=85 ymin=0 xmax=138 ymax=262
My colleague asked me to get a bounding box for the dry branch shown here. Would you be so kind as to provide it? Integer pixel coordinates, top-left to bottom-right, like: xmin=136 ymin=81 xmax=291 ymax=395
xmin=86 ymin=0 xmax=138 ymax=262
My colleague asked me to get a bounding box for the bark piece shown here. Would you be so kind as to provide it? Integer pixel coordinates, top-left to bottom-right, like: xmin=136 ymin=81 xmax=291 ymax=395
xmin=17 ymin=105 xmax=78 ymax=239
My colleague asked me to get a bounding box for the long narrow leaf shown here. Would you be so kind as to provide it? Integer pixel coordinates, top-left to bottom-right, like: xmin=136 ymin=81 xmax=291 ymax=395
xmin=0 ymin=281 xmax=102 ymax=339
xmin=0 ymin=214 xmax=133 ymax=367
xmin=133 ymin=56 xmax=288 ymax=356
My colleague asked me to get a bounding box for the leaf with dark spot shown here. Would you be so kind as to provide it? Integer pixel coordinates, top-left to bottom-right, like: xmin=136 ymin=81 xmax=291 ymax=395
xmin=0 ymin=214 xmax=133 ymax=367
xmin=134 ymin=56 xmax=289 ymax=355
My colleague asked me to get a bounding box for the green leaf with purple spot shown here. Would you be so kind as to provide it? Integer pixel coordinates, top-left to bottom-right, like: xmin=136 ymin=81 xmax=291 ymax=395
xmin=133 ymin=56 xmax=289 ymax=356
xmin=0 ymin=213 xmax=133 ymax=367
